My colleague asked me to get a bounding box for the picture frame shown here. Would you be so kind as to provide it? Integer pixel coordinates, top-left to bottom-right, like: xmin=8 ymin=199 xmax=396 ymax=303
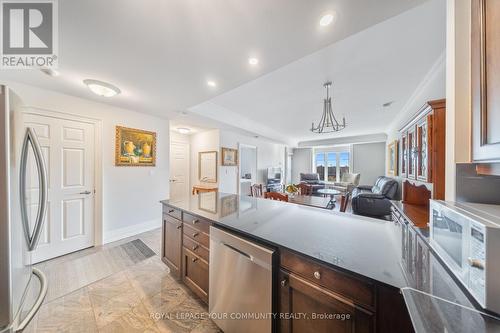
xmin=115 ymin=126 xmax=156 ymax=166
xmin=387 ymin=139 xmax=399 ymax=176
xmin=199 ymin=151 xmax=218 ymax=182
xmin=221 ymin=147 xmax=238 ymax=166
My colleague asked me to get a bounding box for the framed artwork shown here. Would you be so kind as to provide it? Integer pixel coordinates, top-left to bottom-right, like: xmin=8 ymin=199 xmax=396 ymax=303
xmin=115 ymin=126 xmax=156 ymax=166
xmin=387 ymin=140 xmax=399 ymax=176
xmin=221 ymin=147 xmax=238 ymax=166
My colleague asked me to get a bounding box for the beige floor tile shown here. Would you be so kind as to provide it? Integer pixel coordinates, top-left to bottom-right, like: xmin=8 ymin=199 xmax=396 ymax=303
xmin=36 ymin=288 xmax=98 ymax=333
xmin=98 ymin=302 xmax=159 ymax=333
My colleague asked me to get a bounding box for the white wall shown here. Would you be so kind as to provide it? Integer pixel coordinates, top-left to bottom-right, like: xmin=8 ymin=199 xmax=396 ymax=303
xmin=3 ymin=81 xmax=170 ymax=244
xmin=189 ymin=129 xmax=220 ymax=190
xmin=219 ymin=130 xmax=286 ymax=194
xmin=352 ymin=142 xmax=386 ymax=185
xmin=291 ymin=148 xmax=312 ymax=184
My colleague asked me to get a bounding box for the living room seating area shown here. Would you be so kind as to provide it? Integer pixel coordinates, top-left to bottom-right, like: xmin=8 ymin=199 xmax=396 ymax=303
xmin=351 ymin=176 xmax=399 ymax=218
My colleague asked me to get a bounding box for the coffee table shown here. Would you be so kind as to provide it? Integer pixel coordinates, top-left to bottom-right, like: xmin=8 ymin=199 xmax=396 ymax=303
xmin=317 ymin=188 xmax=341 ymax=208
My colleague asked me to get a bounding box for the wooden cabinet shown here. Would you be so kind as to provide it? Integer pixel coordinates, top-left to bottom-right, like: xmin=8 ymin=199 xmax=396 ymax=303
xmin=399 ymin=99 xmax=445 ymax=200
xmin=472 ymin=0 xmax=500 ymax=162
xmin=279 ymin=250 xmax=413 ymax=333
xmin=279 ymin=270 xmax=374 ymax=333
xmin=182 ymin=248 xmax=209 ymax=303
xmin=162 ymin=214 xmax=182 ymax=279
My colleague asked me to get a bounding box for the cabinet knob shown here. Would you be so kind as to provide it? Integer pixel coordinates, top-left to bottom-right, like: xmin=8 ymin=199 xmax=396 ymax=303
xmin=176 ymin=225 xmax=182 ymax=230
xmin=313 ymin=271 xmax=321 ymax=280
xmin=280 ymin=279 xmax=288 ymax=287
xmin=192 ymin=219 xmax=199 ymax=224
xmin=192 ymin=257 xmax=198 ymax=263
xmin=192 ymin=245 xmax=199 ymax=251
xmin=192 ymin=232 xmax=199 ymax=238
xmin=163 ymin=219 xmax=166 ymax=223
xmin=168 ymin=209 xmax=174 ymax=213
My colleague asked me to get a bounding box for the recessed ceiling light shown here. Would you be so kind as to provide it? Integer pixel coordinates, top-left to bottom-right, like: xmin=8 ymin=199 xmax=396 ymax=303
xmin=177 ymin=127 xmax=191 ymax=134
xmin=207 ymin=80 xmax=217 ymax=87
xmin=83 ymin=79 xmax=121 ymax=97
xmin=248 ymin=57 xmax=259 ymax=65
xmin=319 ymin=13 xmax=334 ymax=27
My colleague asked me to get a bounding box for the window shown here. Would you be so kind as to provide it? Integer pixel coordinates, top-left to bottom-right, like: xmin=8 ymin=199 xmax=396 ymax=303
xmin=314 ymin=148 xmax=351 ymax=182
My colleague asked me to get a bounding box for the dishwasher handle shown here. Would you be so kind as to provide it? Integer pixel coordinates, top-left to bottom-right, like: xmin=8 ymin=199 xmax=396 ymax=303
xmin=221 ymin=242 xmax=253 ymax=261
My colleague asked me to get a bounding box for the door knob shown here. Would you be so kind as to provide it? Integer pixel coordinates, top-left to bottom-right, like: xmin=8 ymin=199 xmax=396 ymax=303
xmin=79 ymin=191 xmax=92 ymax=195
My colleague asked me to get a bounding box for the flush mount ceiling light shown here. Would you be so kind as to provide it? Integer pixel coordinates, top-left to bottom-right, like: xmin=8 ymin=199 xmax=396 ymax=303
xmin=311 ymin=81 xmax=346 ymax=133
xmin=319 ymin=13 xmax=334 ymax=27
xmin=83 ymin=79 xmax=121 ymax=97
xmin=248 ymin=57 xmax=259 ymax=65
xmin=177 ymin=127 xmax=191 ymax=134
xmin=207 ymin=80 xmax=217 ymax=87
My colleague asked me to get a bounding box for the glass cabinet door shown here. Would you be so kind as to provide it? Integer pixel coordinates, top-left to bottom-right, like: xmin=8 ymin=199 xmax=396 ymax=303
xmin=416 ymin=115 xmax=432 ymax=182
xmin=407 ymin=126 xmax=417 ymax=179
xmin=400 ymin=135 xmax=408 ymax=178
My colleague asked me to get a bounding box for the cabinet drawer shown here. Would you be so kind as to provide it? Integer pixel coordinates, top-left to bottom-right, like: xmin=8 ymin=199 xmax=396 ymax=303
xmin=183 ymin=223 xmax=209 ymax=248
xmin=163 ymin=205 xmax=182 ymax=220
xmin=183 ymin=234 xmax=209 ymax=262
xmin=182 ymin=248 xmax=209 ymax=303
xmin=280 ymin=249 xmax=375 ymax=309
xmin=183 ymin=212 xmax=211 ymax=234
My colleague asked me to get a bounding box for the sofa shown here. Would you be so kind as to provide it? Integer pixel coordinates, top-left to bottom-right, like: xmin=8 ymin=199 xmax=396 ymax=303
xmin=299 ymin=173 xmax=325 ymax=196
xmin=331 ymin=173 xmax=361 ymax=194
xmin=351 ymin=176 xmax=398 ymax=218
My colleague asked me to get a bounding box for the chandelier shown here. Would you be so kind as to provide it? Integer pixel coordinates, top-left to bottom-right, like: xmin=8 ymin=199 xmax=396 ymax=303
xmin=310 ymin=82 xmax=346 ymax=133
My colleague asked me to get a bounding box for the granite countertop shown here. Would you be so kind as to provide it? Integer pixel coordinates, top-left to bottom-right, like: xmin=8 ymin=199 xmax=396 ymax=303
xmin=161 ymin=193 xmax=500 ymax=333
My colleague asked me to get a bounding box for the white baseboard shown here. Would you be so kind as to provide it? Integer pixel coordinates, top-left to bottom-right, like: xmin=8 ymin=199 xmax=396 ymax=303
xmin=103 ymin=218 xmax=161 ymax=244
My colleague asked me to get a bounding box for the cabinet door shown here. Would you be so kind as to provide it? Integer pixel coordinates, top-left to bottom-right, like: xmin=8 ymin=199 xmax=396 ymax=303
xmin=279 ymin=270 xmax=374 ymax=333
xmin=472 ymin=0 xmax=500 ymax=162
xmin=407 ymin=127 xmax=417 ymax=179
xmin=162 ymin=215 xmax=182 ymax=279
xmin=182 ymin=248 xmax=209 ymax=303
xmin=416 ymin=115 xmax=432 ymax=182
xmin=400 ymin=134 xmax=408 ymax=178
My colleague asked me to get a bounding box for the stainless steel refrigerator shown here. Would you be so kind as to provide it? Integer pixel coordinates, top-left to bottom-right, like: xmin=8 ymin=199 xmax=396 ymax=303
xmin=0 ymin=85 xmax=48 ymax=332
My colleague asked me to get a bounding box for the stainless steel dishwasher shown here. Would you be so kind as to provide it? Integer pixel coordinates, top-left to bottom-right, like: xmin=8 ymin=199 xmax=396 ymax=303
xmin=209 ymin=226 xmax=275 ymax=333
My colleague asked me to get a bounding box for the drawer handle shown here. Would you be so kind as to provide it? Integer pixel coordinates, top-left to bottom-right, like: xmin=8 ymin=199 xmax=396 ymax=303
xmin=192 ymin=257 xmax=198 ymax=263
xmin=313 ymin=271 xmax=321 ymax=280
xmin=168 ymin=209 xmax=174 ymax=213
xmin=280 ymin=278 xmax=288 ymax=287
xmin=176 ymin=225 xmax=182 ymax=230
xmin=192 ymin=245 xmax=199 ymax=251
xmin=192 ymin=232 xmax=199 ymax=238
xmin=192 ymin=219 xmax=199 ymax=224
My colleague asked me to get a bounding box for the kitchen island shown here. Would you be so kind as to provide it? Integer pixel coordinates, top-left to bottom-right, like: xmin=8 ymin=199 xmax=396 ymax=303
xmin=160 ymin=193 xmax=500 ymax=333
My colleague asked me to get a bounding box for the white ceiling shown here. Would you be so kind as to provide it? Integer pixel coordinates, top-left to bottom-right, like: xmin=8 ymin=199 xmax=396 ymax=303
xmin=189 ymin=0 xmax=446 ymax=146
xmin=1 ymin=0 xmax=428 ymax=124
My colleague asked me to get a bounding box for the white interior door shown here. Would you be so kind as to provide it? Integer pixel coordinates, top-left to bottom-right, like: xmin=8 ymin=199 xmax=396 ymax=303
xmin=169 ymin=142 xmax=189 ymax=203
xmin=24 ymin=113 xmax=95 ymax=263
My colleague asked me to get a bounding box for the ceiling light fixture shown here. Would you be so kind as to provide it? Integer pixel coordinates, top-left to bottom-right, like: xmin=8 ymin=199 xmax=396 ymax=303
xmin=248 ymin=57 xmax=259 ymax=65
xmin=207 ymin=80 xmax=217 ymax=87
xmin=177 ymin=127 xmax=191 ymax=134
xmin=311 ymin=81 xmax=346 ymax=133
xmin=83 ymin=79 xmax=121 ymax=97
xmin=319 ymin=13 xmax=334 ymax=27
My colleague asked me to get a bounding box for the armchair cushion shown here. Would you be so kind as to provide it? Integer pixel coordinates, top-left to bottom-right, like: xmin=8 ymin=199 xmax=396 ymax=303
xmin=351 ymin=176 xmax=398 ymax=218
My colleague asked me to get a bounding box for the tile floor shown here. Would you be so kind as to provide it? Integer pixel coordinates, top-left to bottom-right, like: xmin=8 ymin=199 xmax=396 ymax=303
xmin=25 ymin=229 xmax=220 ymax=333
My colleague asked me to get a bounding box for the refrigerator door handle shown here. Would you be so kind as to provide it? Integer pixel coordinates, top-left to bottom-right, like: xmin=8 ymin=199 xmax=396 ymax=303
xmin=19 ymin=127 xmax=48 ymax=251
xmin=14 ymin=268 xmax=48 ymax=332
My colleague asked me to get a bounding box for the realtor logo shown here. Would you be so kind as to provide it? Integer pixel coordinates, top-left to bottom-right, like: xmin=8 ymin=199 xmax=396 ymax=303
xmin=1 ymin=0 xmax=58 ymax=68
